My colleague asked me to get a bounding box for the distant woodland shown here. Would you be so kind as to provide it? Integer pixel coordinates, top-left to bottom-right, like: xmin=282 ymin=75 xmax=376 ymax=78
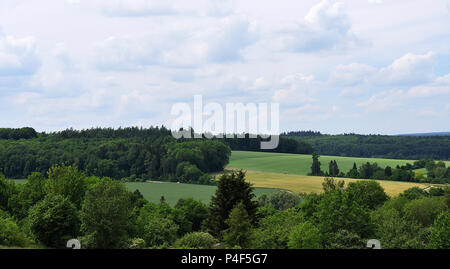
xmin=283 ymin=131 xmax=450 ymax=160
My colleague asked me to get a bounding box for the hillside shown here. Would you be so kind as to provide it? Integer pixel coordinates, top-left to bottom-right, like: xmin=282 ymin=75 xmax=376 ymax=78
xmin=227 ymin=151 xmax=413 ymax=175
xmin=283 ymin=133 xmax=450 ymax=160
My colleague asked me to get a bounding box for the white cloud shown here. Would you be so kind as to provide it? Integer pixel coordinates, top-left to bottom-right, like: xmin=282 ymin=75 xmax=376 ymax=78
xmin=407 ymin=74 xmax=450 ymax=97
xmin=275 ymin=0 xmax=361 ymax=53
xmin=329 ymin=63 xmax=377 ymax=86
xmin=86 ymin=0 xmax=233 ymax=17
xmin=377 ymin=51 xmax=435 ymax=86
xmin=93 ymin=15 xmax=257 ymax=70
xmin=0 ymin=31 xmax=40 ymax=76
xmin=273 ymin=73 xmax=319 ymax=105
xmin=330 ymin=51 xmax=437 ymax=89
xmin=357 ymin=89 xmax=404 ymax=112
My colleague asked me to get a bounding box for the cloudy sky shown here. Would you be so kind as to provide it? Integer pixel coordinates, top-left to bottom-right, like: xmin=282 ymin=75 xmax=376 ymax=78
xmin=1 ymin=0 xmax=450 ymax=134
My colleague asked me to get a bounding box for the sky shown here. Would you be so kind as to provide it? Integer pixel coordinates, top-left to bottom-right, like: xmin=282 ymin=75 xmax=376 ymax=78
xmin=0 ymin=0 xmax=449 ymax=135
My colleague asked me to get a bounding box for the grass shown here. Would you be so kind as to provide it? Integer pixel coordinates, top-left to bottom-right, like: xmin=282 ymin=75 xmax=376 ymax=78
xmin=237 ymin=170 xmax=429 ymax=197
xmin=13 ymin=179 xmax=279 ymax=206
xmin=228 ymin=151 xmax=416 ymax=175
xmin=125 ymin=181 xmax=280 ymax=206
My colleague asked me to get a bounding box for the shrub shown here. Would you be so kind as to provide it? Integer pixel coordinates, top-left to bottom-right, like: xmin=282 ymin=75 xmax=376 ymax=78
xmin=174 ymin=232 xmax=218 ymax=249
xmin=287 ymin=222 xmax=322 ymax=249
xmin=0 ymin=213 xmax=28 ymax=247
xmin=28 ymin=194 xmax=80 ymax=248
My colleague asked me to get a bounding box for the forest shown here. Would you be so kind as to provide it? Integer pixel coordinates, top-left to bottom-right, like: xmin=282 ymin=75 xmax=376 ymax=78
xmin=284 ymin=132 xmax=450 ymax=160
xmin=0 ymin=127 xmax=309 ymax=182
xmin=0 ymin=168 xmax=449 ymax=249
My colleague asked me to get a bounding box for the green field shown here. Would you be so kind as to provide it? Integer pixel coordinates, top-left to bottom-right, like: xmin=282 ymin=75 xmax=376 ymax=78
xmin=13 ymin=179 xmax=280 ymax=206
xmin=225 ymin=151 xmax=432 ymax=196
xmin=125 ymin=182 xmax=279 ymax=206
xmin=227 ymin=151 xmax=415 ymax=175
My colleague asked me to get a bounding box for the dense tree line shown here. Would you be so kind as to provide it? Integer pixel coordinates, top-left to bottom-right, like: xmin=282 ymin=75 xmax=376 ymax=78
xmin=310 ymin=154 xmax=450 ymax=184
xmin=281 ymin=130 xmax=322 ymax=137
xmin=220 ymin=134 xmax=314 ymax=154
xmin=0 ymin=127 xmax=230 ymax=184
xmin=0 ymin=128 xmax=38 ymax=140
xmin=0 ymin=127 xmax=314 ymax=181
xmin=1 ymin=167 xmax=448 ymax=249
xmin=286 ymin=133 xmax=450 ymax=160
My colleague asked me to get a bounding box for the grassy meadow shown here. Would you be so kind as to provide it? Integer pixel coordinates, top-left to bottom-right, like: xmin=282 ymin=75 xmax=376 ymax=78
xmin=227 ymin=150 xmax=415 ymax=175
xmin=126 ymin=182 xmax=280 ymax=206
xmin=225 ymin=151 xmax=432 ymax=196
xmin=12 ymin=150 xmax=435 ymax=203
xmin=13 ymin=179 xmax=280 ymax=206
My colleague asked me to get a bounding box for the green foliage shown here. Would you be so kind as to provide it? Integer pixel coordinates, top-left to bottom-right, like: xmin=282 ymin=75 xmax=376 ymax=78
xmin=46 ymin=164 xmax=87 ymax=208
xmin=174 ymin=232 xmax=218 ymax=249
xmin=309 ymin=152 xmax=323 ymax=176
xmin=257 ymin=191 xmax=302 ymax=210
xmin=0 ymin=174 xmax=15 ymax=211
xmin=288 ymin=133 xmax=450 ymax=160
xmin=445 ymin=186 xmax=450 ymax=210
xmin=371 ymin=204 xmax=428 ymax=249
xmin=328 ymin=160 xmax=340 ymax=177
xmin=128 ymin=238 xmax=146 ymax=249
xmin=326 ymin=229 xmax=365 ymax=249
xmin=223 ymin=202 xmax=253 ymax=249
xmin=250 ymin=209 xmax=304 ymax=249
xmin=8 ymin=172 xmax=47 ymax=219
xmin=80 ymin=180 xmax=133 ymax=249
xmin=138 ymin=202 xmax=191 ymax=237
xmin=0 ymin=212 xmax=28 ymax=247
xmin=207 ymin=170 xmax=258 ymax=236
xmin=175 ymin=198 xmax=209 ymax=231
xmin=321 ymin=177 xmax=344 ymax=192
xmin=400 ymin=187 xmax=429 ymax=200
xmin=287 ymin=222 xmax=322 ymax=249
xmin=403 ymin=197 xmax=446 ymax=227
xmin=0 ymin=127 xmax=231 ymax=185
xmin=345 ymin=180 xmax=389 ymax=210
xmin=312 ymin=187 xmax=374 ymax=246
xmin=28 ymin=194 xmax=80 ymax=248
xmin=347 ymin=163 xmax=359 ymax=178
xmin=0 ymin=127 xmax=37 ymax=140
xmin=141 ymin=217 xmax=179 ymax=248
xmin=223 ymin=134 xmax=314 ymax=154
xmin=429 ymin=212 xmax=450 ymax=249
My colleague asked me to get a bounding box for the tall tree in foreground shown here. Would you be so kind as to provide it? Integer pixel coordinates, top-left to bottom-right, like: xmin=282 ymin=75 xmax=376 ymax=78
xmin=46 ymin=164 xmax=87 ymax=209
xmin=206 ymin=170 xmax=258 ymax=236
xmin=309 ymin=152 xmax=323 ymax=176
xmin=28 ymin=194 xmax=80 ymax=248
xmin=429 ymin=212 xmax=450 ymax=249
xmin=80 ymin=180 xmax=133 ymax=249
xmin=223 ymin=202 xmax=252 ymax=248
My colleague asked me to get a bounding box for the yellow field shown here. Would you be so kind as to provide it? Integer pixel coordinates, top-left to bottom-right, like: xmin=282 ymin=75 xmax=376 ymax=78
xmin=239 ymin=170 xmax=429 ymax=197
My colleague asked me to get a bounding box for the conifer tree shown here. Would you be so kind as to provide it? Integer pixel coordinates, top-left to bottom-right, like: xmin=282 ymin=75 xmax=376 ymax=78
xmin=206 ymin=170 xmax=258 ymax=236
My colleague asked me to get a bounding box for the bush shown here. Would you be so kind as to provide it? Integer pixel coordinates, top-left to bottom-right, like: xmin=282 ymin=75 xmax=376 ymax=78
xmin=128 ymin=238 xmax=146 ymax=249
xmin=0 ymin=213 xmax=28 ymax=247
xmin=403 ymin=197 xmax=446 ymax=227
xmin=141 ymin=218 xmax=179 ymax=248
xmin=80 ymin=180 xmax=133 ymax=249
xmin=174 ymin=232 xmax=218 ymax=249
xmin=28 ymin=195 xmax=80 ymax=248
xmin=287 ymin=222 xmax=322 ymax=249
xmin=429 ymin=212 xmax=450 ymax=249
